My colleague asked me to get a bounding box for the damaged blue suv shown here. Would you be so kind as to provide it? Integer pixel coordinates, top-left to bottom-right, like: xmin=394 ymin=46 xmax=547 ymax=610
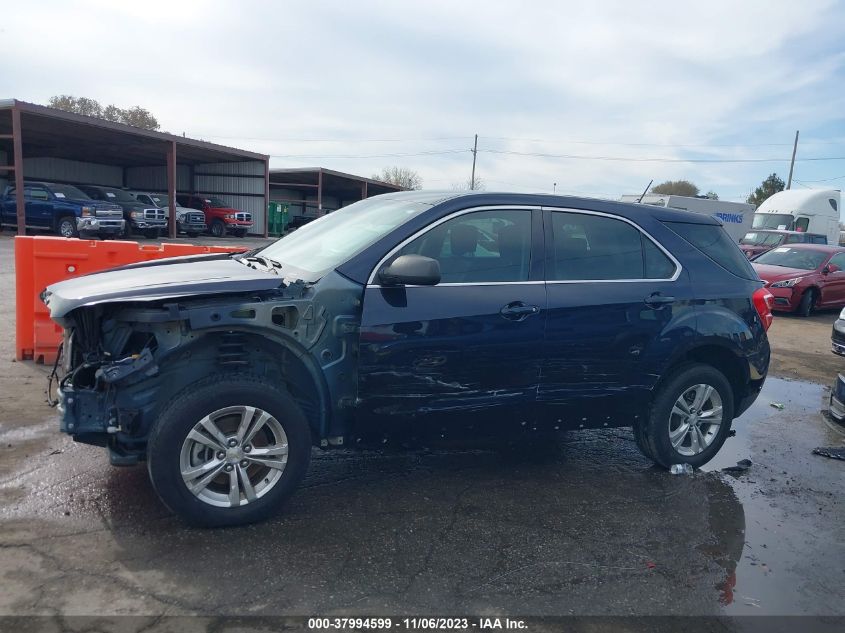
xmin=43 ymin=191 xmax=772 ymax=526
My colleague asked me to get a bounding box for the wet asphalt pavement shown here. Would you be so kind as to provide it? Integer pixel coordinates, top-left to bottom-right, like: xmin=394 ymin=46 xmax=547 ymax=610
xmin=0 ymin=235 xmax=843 ymax=625
xmin=1 ymin=378 xmax=843 ymax=620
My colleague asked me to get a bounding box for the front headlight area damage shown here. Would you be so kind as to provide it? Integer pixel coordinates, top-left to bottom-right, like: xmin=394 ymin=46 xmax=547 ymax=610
xmin=53 ymin=274 xmax=363 ymax=466
xmin=56 ymin=303 xmax=183 ymax=464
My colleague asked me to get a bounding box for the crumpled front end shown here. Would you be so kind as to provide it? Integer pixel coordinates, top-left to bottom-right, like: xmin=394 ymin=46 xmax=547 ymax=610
xmin=49 ymin=269 xmax=364 ymax=463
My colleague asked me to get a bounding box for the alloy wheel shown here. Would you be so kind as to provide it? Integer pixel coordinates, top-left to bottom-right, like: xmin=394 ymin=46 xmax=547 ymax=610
xmin=668 ymin=383 xmax=723 ymax=456
xmin=179 ymin=405 xmax=289 ymax=508
xmin=59 ymin=220 xmax=75 ymax=238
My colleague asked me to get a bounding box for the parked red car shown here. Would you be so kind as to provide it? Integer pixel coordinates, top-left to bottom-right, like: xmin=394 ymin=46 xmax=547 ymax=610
xmin=739 ymin=229 xmax=827 ymax=259
xmin=752 ymin=244 xmax=845 ymax=316
xmin=176 ymin=194 xmax=253 ymax=238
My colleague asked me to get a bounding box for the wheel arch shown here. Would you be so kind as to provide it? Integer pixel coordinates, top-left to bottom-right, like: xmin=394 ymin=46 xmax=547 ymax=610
xmin=152 ymin=329 xmax=331 ymax=443
xmin=660 ymin=342 xmax=749 ymax=412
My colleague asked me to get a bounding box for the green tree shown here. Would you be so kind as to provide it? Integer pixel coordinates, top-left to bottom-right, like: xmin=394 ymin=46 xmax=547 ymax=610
xmin=372 ymin=166 xmax=422 ymax=190
xmin=48 ymin=95 xmax=160 ymax=130
xmin=651 ymin=180 xmax=699 ymax=197
xmin=746 ymin=173 xmax=785 ymax=208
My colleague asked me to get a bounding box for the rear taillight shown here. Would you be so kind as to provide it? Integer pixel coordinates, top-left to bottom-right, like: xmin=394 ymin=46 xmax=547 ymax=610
xmin=753 ymin=287 xmax=774 ymax=331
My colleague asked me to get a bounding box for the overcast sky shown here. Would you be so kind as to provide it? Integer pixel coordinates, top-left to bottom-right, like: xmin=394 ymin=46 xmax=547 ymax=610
xmin=2 ymin=0 xmax=845 ymax=203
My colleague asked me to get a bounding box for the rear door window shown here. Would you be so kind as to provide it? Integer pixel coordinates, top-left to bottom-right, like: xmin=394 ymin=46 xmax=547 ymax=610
xmin=549 ymin=211 xmax=676 ymax=280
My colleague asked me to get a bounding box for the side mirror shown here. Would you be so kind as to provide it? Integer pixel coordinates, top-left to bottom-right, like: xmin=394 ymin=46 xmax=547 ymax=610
xmin=379 ymin=255 xmax=441 ymax=286
xmin=825 ymin=264 xmax=839 ymax=274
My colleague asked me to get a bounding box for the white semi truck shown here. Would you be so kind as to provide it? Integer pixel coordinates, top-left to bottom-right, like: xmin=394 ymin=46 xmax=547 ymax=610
xmin=752 ymin=189 xmax=841 ymax=246
xmin=620 ymin=194 xmax=754 ymax=242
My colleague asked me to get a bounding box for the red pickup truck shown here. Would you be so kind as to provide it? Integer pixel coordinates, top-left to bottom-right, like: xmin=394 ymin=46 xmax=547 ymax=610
xmin=176 ymin=194 xmax=253 ymax=238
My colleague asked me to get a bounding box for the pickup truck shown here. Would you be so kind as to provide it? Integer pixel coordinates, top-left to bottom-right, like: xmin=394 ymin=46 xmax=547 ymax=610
xmin=78 ymin=185 xmax=168 ymax=239
xmin=177 ymin=194 xmax=252 ymax=238
xmin=130 ymin=192 xmax=207 ymax=237
xmin=0 ymin=181 xmax=125 ymax=238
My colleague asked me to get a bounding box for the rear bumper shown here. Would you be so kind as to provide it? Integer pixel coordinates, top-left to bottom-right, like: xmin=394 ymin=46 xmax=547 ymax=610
xmin=736 ymin=375 xmax=766 ymax=418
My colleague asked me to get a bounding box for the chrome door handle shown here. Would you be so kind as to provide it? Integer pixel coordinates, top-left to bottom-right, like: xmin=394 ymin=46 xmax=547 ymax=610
xmin=644 ymin=293 xmax=675 ymax=309
xmin=500 ymin=301 xmax=540 ymax=321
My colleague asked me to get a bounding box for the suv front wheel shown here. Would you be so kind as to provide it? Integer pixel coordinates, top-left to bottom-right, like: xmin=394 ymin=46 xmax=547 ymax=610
xmin=637 ymin=363 xmax=735 ymax=469
xmin=147 ymin=373 xmax=312 ymax=527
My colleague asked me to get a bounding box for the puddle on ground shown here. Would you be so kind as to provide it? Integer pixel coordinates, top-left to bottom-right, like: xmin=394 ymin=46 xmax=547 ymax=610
xmin=702 ymin=376 xmax=844 ymax=615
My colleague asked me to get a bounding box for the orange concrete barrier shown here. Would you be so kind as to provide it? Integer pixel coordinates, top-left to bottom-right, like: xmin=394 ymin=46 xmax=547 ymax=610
xmin=15 ymin=236 xmax=248 ymax=364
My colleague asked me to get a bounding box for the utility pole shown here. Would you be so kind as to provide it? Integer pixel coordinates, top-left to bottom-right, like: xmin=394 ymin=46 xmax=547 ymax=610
xmin=787 ymin=130 xmax=799 ymax=190
xmin=470 ymin=134 xmax=478 ymax=190
xmin=553 ymin=182 xmax=557 ymax=194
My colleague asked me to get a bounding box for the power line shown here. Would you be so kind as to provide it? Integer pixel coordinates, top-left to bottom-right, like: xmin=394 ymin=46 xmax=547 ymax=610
xmin=269 ymin=149 xmax=470 ymax=159
xmin=793 ymin=174 xmax=845 ymax=183
xmin=478 ymin=149 xmax=845 ymax=164
xmin=195 ymin=134 xmax=473 ymax=143
xmin=480 ymin=136 xmax=845 ymax=148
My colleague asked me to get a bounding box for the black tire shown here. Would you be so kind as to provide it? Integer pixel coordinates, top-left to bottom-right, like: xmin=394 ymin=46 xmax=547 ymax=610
xmin=186 ymin=232 xmax=200 ymax=238
xmin=797 ymin=288 xmax=816 ymax=317
xmin=234 ymin=230 xmax=247 ymax=238
xmin=142 ymin=229 xmax=159 ymax=239
xmin=210 ymin=220 xmax=225 ymax=238
xmin=57 ymin=215 xmax=78 ymax=238
xmin=636 ymin=363 xmax=734 ymax=469
xmin=147 ymin=373 xmax=312 ymax=527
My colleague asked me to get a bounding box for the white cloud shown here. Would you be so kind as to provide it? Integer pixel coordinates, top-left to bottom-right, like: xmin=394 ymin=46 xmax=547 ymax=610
xmin=2 ymin=0 xmax=844 ymax=202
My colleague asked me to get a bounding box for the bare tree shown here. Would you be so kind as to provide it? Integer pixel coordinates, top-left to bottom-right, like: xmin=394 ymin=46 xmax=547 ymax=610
xmin=372 ymin=167 xmax=422 ymax=190
xmin=451 ymin=176 xmax=486 ymax=191
xmin=48 ymin=95 xmax=160 ymax=130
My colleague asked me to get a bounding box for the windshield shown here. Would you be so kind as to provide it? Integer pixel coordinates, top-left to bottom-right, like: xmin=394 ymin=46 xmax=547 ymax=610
xmin=100 ymin=188 xmax=138 ymax=202
xmin=740 ymin=232 xmax=785 ymax=246
xmin=256 ymin=197 xmax=433 ymax=280
xmin=753 ymin=212 xmax=794 ymax=230
xmin=147 ymin=194 xmax=167 ymax=207
xmin=50 ymin=184 xmax=91 ymax=200
xmin=753 ymin=247 xmax=827 ymax=270
xmin=208 ymin=197 xmax=230 ymax=208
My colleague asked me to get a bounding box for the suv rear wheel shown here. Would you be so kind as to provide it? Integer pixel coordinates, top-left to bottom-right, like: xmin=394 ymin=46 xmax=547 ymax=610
xmin=637 ymin=363 xmax=734 ymax=469
xmin=210 ymin=219 xmax=225 ymax=238
xmin=147 ymin=374 xmax=312 ymax=527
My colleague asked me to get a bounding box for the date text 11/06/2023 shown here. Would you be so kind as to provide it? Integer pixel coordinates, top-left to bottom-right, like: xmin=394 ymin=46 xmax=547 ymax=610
xmin=307 ymin=617 xmax=528 ymax=630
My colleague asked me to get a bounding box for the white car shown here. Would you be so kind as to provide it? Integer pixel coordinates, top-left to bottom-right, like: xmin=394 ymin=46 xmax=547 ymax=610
xmin=130 ymin=192 xmax=207 ymax=237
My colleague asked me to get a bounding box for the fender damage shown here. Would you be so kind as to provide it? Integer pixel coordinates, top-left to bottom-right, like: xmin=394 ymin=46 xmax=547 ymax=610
xmin=44 ymin=255 xmax=363 ymax=464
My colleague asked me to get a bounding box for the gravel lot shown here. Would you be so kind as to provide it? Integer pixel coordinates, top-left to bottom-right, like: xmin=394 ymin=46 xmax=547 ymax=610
xmin=0 ymin=233 xmax=843 ymax=625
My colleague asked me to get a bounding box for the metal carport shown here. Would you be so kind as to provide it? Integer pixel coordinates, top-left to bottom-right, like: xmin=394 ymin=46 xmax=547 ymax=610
xmin=0 ymin=99 xmax=270 ymax=237
xmin=269 ymin=167 xmax=404 ymax=219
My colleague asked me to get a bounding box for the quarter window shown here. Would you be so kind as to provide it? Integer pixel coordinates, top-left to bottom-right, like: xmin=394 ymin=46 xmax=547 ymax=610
xmin=394 ymin=209 xmax=532 ymax=283
xmin=550 ymin=211 xmax=675 ymax=280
